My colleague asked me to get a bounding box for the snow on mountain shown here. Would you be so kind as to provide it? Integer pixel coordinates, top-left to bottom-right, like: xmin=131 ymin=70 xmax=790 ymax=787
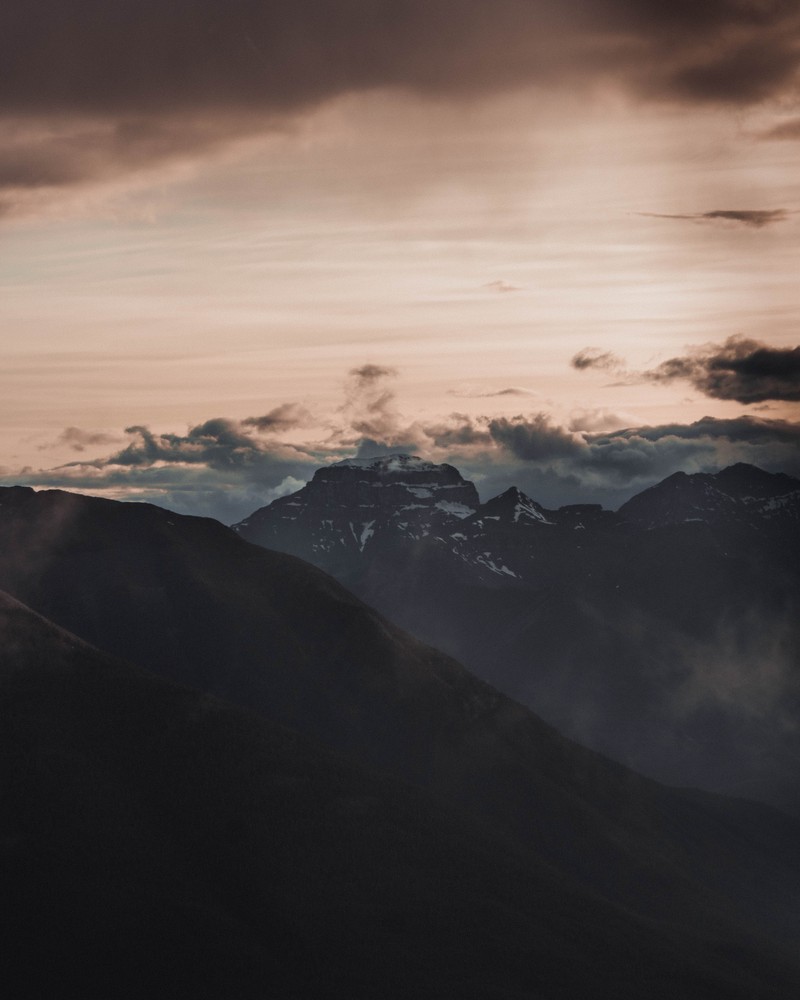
xmin=334 ymin=455 xmax=444 ymax=474
xmin=619 ymin=464 xmax=800 ymax=529
xmin=234 ymin=458 xmax=799 ymax=591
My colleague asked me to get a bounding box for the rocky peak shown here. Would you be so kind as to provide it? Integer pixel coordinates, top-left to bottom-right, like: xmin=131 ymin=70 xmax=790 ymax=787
xmin=232 ymin=455 xmax=480 ymax=559
xmin=477 ymin=487 xmax=552 ymax=525
xmin=618 ymin=464 xmax=800 ymax=529
xmin=298 ymin=455 xmax=480 ymax=514
xmin=713 ymin=463 xmax=799 ymax=501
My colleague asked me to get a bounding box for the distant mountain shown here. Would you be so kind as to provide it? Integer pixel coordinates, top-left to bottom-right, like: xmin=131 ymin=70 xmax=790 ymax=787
xmin=3 ymin=504 xmax=800 ymax=996
xmin=235 ymin=458 xmax=800 ymax=814
xmin=235 ymin=454 xmax=482 ymax=575
xmin=5 ymin=589 xmax=800 ymax=998
xmin=619 ymin=462 xmax=800 ymax=529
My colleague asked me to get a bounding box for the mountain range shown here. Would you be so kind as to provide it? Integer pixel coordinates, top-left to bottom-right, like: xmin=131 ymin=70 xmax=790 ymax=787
xmin=234 ymin=457 xmax=800 ymax=815
xmin=2 ymin=479 xmax=800 ymax=995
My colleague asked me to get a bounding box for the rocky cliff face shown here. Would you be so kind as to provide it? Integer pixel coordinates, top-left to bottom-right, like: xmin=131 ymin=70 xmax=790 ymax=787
xmin=235 ymin=455 xmax=481 ymax=570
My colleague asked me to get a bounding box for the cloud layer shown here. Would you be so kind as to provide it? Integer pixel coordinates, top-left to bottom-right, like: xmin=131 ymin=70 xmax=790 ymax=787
xmin=9 ymin=396 xmax=799 ymax=521
xmin=3 ymin=0 xmax=800 ymax=213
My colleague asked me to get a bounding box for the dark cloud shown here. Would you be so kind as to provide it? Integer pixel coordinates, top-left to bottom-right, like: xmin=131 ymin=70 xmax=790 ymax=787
xmin=242 ymin=403 xmax=312 ymax=432
xmin=3 ymin=1 xmax=795 ymax=115
xmin=0 ymin=118 xmax=244 ymax=189
xmin=469 ymin=412 xmax=800 ymax=506
xmin=484 ymin=280 xmax=521 ymax=293
xmin=605 ymin=414 xmax=800 ymax=445
xmin=425 ymin=415 xmax=493 ymax=449
xmin=637 ymin=209 xmax=791 ymax=227
xmin=349 ymin=364 xmax=398 ymax=386
xmin=7 ymin=416 xmax=325 ymax=522
xmin=571 ymin=348 xmax=625 ymax=372
xmin=45 ymin=427 xmax=122 ymax=452
xmin=662 ymin=33 xmax=800 ymax=103
xmin=2 ymin=1 xmax=799 ymax=211
xmin=487 ymin=414 xmax=583 ymax=460
xmin=761 ymin=118 xmax=800 ymax=140
xmin=645 ymin=336 xmax=800 ymax=403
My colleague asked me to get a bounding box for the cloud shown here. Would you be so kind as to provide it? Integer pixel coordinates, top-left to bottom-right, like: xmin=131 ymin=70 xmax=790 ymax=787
xmin=449 ymin=386 xmax=541 ymax=399
xmin=761 ymin=118 xmax=800 ymax=140
xmin=242 ymin=403 xmax=312 ymax=432
xmin=2 ymin=1 xmax=800 ymax=213
xmin=349 ymin=364 xmax=398 ymax=387
xmin=473 ymin=412 xmax=800 ymax=506
xmin=339 ymin=364 xmax=404 ymax=444
xmin=5 ymin=368 xmax=800 ymax=522
xmin=637 ymin=209 xmax=791 ymax=227
xmin=484 ymin=280 xmax=521 ymax=293
xmin=5 ymin=408 xmax=800 ymax=521
xmin=487 ymin=414 xmax=583 ymax=460
xmin=571 ymin=348 xmax=625 ymax=373
xmin=42 ymin=426 xmax=122 ymax=452
xmin=574 ymin=336 xmax=800 ymax=404
xmin=568 ymin=408 xmax=637 ymax=432
xmin=14 ymin=414 xmax=328 ymax=521
xmin=644 ymin=336 xmax=800 ymax=403
xmin=658 ymin=31 xmax=800 ymax=104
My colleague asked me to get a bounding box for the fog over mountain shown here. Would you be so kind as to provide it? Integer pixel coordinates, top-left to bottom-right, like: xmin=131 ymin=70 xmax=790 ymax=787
xmin=235 ymin=456 xmax=800 ymax=815
xmin=3 ymin=489 xmax=800 ymax=995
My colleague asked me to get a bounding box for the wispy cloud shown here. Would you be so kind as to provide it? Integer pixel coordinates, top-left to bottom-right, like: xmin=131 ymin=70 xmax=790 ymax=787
xmin=636 ymin=209 xmax=792 ymax=228
xmin=760 ymin=118 xmax=800 ymax=141
xmin=483 ymin=280 xmax=522 ymax=293
xmin=40 ymin=426 xmax=123 ymax=453
xmin=571 ymin=349 xmax=625 ymax=373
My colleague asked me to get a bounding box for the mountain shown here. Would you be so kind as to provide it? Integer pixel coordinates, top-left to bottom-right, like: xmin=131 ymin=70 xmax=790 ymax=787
xmin=3 ymin=497 xmax=800 ymax=996
xmin=4 ymin=589 xmax=800 ymax=998
xmin=235 ymin=454 xmax=482 ymax=575
xmin=235 ymin=458 xmax=800 ymax=814
xmin=618 ymin=462 xmax=800 ymax=530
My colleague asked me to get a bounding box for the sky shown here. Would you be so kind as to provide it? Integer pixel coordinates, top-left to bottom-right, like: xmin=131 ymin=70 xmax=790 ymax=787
xmin=1 ymin=0 xmax=799 ymax=521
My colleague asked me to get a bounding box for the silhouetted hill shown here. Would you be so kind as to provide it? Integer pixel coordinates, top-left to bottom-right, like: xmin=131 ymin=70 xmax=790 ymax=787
xmin=1 ymin=486 xmax=800 ymax=994
xmin=4 ymin=589 xmax=800 ymax=998
xmin=235 ymin=460 xmax=800 ymax=813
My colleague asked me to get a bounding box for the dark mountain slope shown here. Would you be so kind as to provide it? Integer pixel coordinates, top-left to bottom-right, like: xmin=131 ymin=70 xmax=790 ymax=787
xmin=235 ymin=461 xmax=800 ymax=813
xmin=1 ymin=486 xmax=800 ymax=966
xmin=6 ymin=591 xmax=800 ymax=998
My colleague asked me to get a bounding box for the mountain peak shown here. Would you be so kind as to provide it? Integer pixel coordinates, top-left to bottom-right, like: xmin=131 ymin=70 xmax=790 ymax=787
xmin=713 ymin=462 xmax=799 ymax=499
xmin=619 ymin=463 xmax=800 ymax=528
xmin=234 ymin=453 xmax=480 ymax=557
xmin=479 ymin=486 xmax=552 ymax=525
xmin=333 ymin=454 xmax=441 ymax=474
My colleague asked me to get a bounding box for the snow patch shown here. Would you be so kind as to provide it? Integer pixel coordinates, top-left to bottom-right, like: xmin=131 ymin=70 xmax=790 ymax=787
xmin=435 ymin=501 xmax=474 ymax=518
xmin=334 ymin=455 xmax=441 ymax=473
xmin=359 ymin=520 xmax=375 ymax=551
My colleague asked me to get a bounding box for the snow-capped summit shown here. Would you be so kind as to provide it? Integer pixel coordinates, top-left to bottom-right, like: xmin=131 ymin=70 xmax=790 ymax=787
xmin=475 ymin=486 xmax=553 ymax=525
xmin=333 ymin=454 xmax=443 ymax=475
xmin=233 ymin=454 xmax=480 ymax=564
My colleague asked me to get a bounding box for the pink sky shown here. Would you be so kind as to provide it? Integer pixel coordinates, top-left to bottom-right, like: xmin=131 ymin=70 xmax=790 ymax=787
xmin=1 ymin=3 xmax=799 ymax=519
